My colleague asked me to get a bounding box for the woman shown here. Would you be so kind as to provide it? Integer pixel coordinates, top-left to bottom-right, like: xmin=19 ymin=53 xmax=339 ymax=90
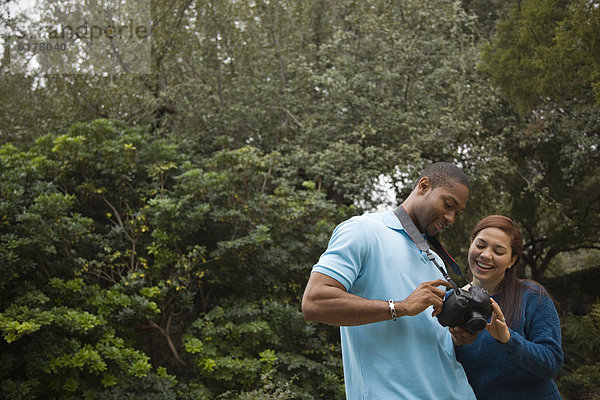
xmin=454 ymin=215 xmax=564 ymax=400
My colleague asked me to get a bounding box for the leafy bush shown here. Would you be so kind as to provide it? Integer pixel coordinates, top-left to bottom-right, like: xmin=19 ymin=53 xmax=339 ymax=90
xmin=0 ymin=119 xmax=345 ymax=398
xmin=558 ymin=365 xmax=600 ymax=400
xmin=557 ymin=302 xmax=600 ymax=399
xmin=183 ymin=301 xmax=344 ymax=399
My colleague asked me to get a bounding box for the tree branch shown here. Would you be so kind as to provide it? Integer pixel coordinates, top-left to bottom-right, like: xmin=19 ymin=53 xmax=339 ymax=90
xmin=147 ymin=315 xmax=188 ymax=367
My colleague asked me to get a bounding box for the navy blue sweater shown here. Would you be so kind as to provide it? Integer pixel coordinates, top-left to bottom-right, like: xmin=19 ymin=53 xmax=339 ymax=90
xmin=455 ymin=283 xmax=564 ymax=400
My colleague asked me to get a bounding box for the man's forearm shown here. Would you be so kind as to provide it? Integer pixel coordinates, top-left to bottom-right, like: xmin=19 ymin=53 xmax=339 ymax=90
xmin=302 ymin=272 xmax=399 ymax=326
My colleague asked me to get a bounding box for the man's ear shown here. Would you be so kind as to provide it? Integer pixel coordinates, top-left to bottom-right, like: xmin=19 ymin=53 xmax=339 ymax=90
xmin=417 ymin=177 xmax=431 ymax=194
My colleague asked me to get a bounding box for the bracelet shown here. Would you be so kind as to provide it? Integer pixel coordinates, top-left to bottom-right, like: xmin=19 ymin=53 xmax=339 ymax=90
xmin=388 ymin=299 xmax=397 ymax=321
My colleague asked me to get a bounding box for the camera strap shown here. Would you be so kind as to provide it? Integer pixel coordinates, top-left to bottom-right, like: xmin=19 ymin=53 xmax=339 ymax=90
xmin=393 ymin=206 xmax=460 ymax=290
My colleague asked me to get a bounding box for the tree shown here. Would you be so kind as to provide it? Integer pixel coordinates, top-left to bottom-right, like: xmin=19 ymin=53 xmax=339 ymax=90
xmin=3 ymin=0 xmax=502 ymax=209
xmin=0 ymin=119 xmax=346 ymax=398
xmin=0 ymin=122 xmax=156 ymax=398
xmin=478 ymin=0 xmax=600 ymax=279
xmin=480 ymin=0 xmax=600 ymax=112
xmin=5 ymin=0 xmax=597 ymax=396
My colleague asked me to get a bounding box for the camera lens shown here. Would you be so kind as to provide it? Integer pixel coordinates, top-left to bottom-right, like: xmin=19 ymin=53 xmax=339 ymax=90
xmin=464 ymin=310 xmax=487 ymax=332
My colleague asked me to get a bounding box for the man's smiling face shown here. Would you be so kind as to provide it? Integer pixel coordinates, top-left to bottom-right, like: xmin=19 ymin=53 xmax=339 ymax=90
xmin=415 ymin=180 xmax=468 ymax=236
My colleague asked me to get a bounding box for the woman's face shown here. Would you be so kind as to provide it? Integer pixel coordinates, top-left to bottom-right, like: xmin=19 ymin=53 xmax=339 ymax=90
xmin=468 ymin=227 xmax=517 ymax=291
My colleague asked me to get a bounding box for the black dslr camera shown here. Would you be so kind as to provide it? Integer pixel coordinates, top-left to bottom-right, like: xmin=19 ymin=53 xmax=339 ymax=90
xmin=437 ymin=286 xmax=492 ymax=333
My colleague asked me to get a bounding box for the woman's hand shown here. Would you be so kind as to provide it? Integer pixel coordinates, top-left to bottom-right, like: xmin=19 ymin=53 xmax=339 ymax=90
xmin=449 ymin=326 xmax=478 ymax=346
xmin=486 ymin=298 xmax=511 ymax=343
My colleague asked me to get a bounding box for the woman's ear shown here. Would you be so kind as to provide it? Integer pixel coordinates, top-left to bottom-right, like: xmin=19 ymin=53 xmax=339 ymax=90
xmin=508 ymin=255 xmax=518 ymax=269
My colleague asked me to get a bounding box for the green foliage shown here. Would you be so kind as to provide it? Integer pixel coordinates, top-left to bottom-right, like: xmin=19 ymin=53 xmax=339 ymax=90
xmin=557 ymin=302 xmax=600 ymax=399
xmin=1 ymin=0 xmax=598 ymax=397
xmin=216 ymin=373 xmax=297 ymax=400
xmin=558 ymin=365 xmax=600 ymax=400
xmin=184 ymin=301 xmax=344 ymax=399
xmin=562 ymin=303 xmax=600 ymax=366
xmin=474 ymin=0 xmax=600 ymax=278
xmin=479 ymin=0 xmax=567 ymax=112
xmin=460 ymin=0 xmax=517 ymax=39
xmin=487 ymin=102 xmax=600 ymax=280
xmin=476 ymin=1 xmax=599 ymax=282
xmin=0 ymin=118 xmax=344 ymax=398
xmin=99 ymin=372 xmax=182 ymax=400
xmin=542 ymin=266 xmax=600 ymax=316
xmin=480 ymin=0 xmax=600 ymax=111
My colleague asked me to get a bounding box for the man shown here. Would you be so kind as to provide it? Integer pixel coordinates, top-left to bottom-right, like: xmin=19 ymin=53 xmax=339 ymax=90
xmin=302 ymin=162 xmax=477 ymax=399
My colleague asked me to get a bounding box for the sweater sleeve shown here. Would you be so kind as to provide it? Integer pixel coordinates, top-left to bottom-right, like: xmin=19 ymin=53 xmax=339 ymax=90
xmin=501 ymin=290 xmax=564 ymax=379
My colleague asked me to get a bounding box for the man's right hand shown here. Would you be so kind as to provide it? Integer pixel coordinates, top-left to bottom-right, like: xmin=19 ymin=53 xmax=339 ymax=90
xmin=396 ymin=279 xmax=452 ymax=317
xmin=302 ymin=274 xmax=452 ymax=326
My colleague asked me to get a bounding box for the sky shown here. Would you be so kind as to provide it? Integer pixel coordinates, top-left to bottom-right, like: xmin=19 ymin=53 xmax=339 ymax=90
xmin=2 ymin=0 xmax=152 ymax=75
xmin=3 ymin=0 xmax=43 ymax=71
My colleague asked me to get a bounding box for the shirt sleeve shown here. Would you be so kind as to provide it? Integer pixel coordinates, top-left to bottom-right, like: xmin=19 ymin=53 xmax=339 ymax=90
xmin=311 ymin=216 xmax=369 ymax=291
xmin=501 ymin=290 xmax=564 ymax=379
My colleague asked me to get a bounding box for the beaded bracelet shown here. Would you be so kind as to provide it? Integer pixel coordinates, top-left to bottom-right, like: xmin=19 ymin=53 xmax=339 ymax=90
xmin=388 ymin=299 xmax=397 ymax=321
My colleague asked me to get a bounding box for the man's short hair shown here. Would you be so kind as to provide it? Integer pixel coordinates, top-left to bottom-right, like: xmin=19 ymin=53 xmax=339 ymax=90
xmin=415 ymin=162 xmax=470 ymax=190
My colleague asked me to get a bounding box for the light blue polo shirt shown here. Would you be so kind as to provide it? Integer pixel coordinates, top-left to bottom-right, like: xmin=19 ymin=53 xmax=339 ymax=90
xmin=312 ymin=210 xmax=476 ymax=400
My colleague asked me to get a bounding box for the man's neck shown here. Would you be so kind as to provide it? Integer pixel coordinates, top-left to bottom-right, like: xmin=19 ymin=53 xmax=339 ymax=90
xmin=400 ymin=199 xmax=422 ymax=233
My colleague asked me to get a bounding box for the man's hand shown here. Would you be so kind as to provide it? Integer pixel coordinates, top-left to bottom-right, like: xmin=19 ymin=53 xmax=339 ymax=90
xmin=303 ymin=274 xmax=454 ymax=326
xmin=396 ymin=279 xmax=452 ymax=317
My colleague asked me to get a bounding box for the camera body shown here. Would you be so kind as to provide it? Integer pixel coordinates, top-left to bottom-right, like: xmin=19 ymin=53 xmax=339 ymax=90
xmin=437 ymin=286 xmax=492 ymax=333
